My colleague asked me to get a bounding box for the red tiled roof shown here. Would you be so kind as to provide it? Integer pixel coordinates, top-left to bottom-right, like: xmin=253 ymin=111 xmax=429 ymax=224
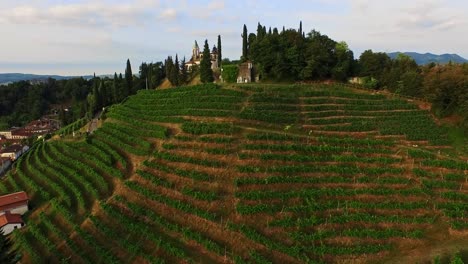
xmin=0 ymin=212 xmax=23 ymax=227
xmin=0 ymin=191 xmax=28 ymax=209
xmin=0 ymin=144 xmax=24 ymax=153
xmin=11 ymin=129 xmax=34 ymax=137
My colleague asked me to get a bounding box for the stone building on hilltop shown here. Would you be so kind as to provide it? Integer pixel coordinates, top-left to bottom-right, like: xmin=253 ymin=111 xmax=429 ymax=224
xmin=237 ymin=61 xmax=255 ymax=83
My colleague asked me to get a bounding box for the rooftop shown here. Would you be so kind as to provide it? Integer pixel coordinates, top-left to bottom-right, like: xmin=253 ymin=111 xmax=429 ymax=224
xmin=0 ymin=144 xmax=25 ymax=153
xmin=0 ymin=191 xmax=29 ymax=208
xmin=0 ymin=212 xmax=23 ymax=227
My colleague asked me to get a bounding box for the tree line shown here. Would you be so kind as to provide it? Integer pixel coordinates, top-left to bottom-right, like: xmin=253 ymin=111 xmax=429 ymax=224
xmin=357 ymin=50 xmax=467 ymax=129
xmin=240 ymin=22 xmax=468 ymax=130
xmin=0 ymin=59 xmax=156 ymax=129
xmin=241 ymin=22 xmax=355 ymax=82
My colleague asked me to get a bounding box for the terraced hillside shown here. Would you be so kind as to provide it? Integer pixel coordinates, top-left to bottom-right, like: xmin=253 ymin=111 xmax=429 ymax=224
xmin=1 ymin=83 xmax=467 ymax=263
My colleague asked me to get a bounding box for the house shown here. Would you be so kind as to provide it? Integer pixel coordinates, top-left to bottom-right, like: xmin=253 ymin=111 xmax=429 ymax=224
xmin=237 ymin=61 xmax=255 ymax=83
xmin=0 ymin=144 xmax=29 ymax=161
xmin=0 ymin=118 xmax=59 ymax=140
xmin=0 ymin=131 xmax=12 ymax=139
xmin=0 ymin=212 xmax=25 ymax=235
xmin=0 ymin=191 xmax=29 ymax=215
xmin=186 ymin=41 xmax=219 ymax=71
xmin=9 ymin=129 xmax=31 ymax=139
xmin=0 ymin=157 xmax=11 ymax=175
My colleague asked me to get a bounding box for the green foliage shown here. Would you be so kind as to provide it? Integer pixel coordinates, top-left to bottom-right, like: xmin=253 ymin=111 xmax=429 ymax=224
xmin=125 ymin=58 xmax=133 ymax=94
xmin=0 ymin=229 xmax=16 ymax=264
xmin=242 ymin=24 xmax=248 ymax=62
xmin=217 ymin=35 xmax=222 ymax=67
xmin=181 ymin=121 xmax=238 ymax=135
xmin=247 ymin=23 xmax=355 ymax=81
xmin=200 ymin=40 xmax=214 ymax=83
xmin=221 ymin=65 xmax=239 ymax=83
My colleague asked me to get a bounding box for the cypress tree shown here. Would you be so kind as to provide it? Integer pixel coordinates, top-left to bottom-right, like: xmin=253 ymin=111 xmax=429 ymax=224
xmin=180 ymin=57 xmax=188 ymax=84
xmin=299 ymin=21 xmax=303 ymax=36
xmin=112 ymin=73 xmax=119 ymax=103
xmin=217 ymin=35 xmax=222 ymax=67
xmin=173 ymin=54 xmax=180 ymax=86
xmin=125 ymin=59 xmax=133 ymax=95
xmin=0 ymin=229 xmax=17 ymax=264
xmin=93 ymin=81 xmax=101 ymax=111
xmin=165 ymin=56 xmax=175 ymax=85
xmin=200 ymin=39 xmax=214 ymax=83
xmin=257 ymin=23 xmax=264 ymax=41
xmin=242 ymin=24 xmax=248 ymax=61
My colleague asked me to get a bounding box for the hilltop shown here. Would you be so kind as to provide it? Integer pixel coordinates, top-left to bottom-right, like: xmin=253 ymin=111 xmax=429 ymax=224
xmin=2 ymin=83 xmax=467 ymax=263
xmin=0 ymin=73 xmax=96 ymax=85
xmin=387 ymin=52 xmax=468 ymax=65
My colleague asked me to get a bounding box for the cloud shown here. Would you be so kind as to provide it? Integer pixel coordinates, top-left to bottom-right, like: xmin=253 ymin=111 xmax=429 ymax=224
xmin=0 ymin=1 xmax=159 ymax=28
xmin=159 ymin=8 xmax=178 ymax=21
xmin=207 ymin=0 xmax=225 ymax=11
xmin=185 ymin=0 xmax=227 ymax=21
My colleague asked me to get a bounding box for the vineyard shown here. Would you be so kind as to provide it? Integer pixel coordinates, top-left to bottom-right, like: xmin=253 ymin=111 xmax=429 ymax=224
xmin=1 ymin=83 xmax=466 ymax=263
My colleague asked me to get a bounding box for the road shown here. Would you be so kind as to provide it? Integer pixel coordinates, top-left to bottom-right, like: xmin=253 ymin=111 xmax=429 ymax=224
xmin=88 ymin=110 xmax=103 ymax=134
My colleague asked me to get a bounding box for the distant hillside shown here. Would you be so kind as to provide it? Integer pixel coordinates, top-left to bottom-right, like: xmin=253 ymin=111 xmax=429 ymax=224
xmin=0 ymin=73 xmax=94 ymax=84
xmin=387 ymin=52 xmax=468 ymax=65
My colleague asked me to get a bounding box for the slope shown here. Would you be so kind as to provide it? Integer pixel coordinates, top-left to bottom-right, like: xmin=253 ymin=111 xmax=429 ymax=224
xmin=1 ymin=83 xmax=467 ymax=264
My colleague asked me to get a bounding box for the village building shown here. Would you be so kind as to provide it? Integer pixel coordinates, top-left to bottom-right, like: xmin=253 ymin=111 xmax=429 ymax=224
xmin=0 ymin=131 xmax=12 ymax=139
xmin=0 ymin=191 xmax=29 ymax=216
xmin=237 ymin=61 xmax=255 ymax=83
xmin=0 ymin=157 xmax=12 ymax=175
xmin=0 ymin=212 xmax=25 ymax=235
xmin=185 ymin=41 xmax=219 ymax=71
xmin=0 ymin=118 xmax=59 ymax=140
xmin=0 ymin=144 xmax=29 ymax=161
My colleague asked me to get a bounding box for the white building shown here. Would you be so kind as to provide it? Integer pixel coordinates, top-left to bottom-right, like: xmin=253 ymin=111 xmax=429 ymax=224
xmin=185 ymin=40 xmax=219 ymax=71
xmin=0 ymin=191 xmax=29 ymax=216
xmin=0 ymin=212 xmax=25 ymax=235
xmin=0 ymin=144 xmax=29 ymax=161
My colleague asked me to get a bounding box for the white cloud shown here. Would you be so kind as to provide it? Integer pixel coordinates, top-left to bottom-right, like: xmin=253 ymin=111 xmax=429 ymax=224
xmin=159 ymin=8 xmax=178 ymax=21
xmin=0 ymin=1 xmax=160 ymax=28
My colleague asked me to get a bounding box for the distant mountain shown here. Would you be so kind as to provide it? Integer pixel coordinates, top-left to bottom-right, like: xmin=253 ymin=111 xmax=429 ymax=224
xmin=0 ymin=73 xmax=94 ymax=85
xmin=387 ymin=52 xmax=468 ymax=65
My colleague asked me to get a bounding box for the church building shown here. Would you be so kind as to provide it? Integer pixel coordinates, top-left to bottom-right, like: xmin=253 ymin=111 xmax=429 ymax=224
xmin=185 ymin=41 xmax=219 ymax=71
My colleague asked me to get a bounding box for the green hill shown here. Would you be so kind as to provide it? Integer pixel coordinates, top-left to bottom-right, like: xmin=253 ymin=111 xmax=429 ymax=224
xmin=2 ymin=83 xmax=467 ymax=263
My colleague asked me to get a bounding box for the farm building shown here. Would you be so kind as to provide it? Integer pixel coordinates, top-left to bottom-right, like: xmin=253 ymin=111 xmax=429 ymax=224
xmin=0 ymin=191 xmax=29 ymax=215
xmin=0 ymin=144 xmax=29 ymax=161
xmin=237 ymin=61 xmax=254 ymax=83
xmin=0 ymin=212 xmax=25 ymax=235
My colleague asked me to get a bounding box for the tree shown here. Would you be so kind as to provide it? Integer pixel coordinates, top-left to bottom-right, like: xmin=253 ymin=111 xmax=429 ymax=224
xmin=299 ymin=21 xmax=303 ymax=36
xmin=0 ymin=229 xmax=16 ymax=264
xmin=221 ymin=65 xmax=239 ymax=83
xmin=165 ymin=56 xmax=175 ymax=85
xmin=125 ymin=59 xmax=133 ymax=95
xmin=180 ymin=57 xmax=188 ymax=84
xmin=200 ymin=40 xmax=214 ymax=83
xmin=300 ymin=30 xmax=337 ymax=80
xmin=217 ymin=35 xmax=222 ymax=67
xmin=173 ymin=54 xmax=180 ymax=86
xmin=332 ymin=41 xmax=354 ymax=81
xmin=242 ymin=24 xmax=248 ymax=61
xmin=358 ymin=50 xmax=391 ymax=79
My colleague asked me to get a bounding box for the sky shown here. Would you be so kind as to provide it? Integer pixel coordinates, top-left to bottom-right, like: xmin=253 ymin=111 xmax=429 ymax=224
xmin=0 ymin=0 xmax=467 ymax=75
